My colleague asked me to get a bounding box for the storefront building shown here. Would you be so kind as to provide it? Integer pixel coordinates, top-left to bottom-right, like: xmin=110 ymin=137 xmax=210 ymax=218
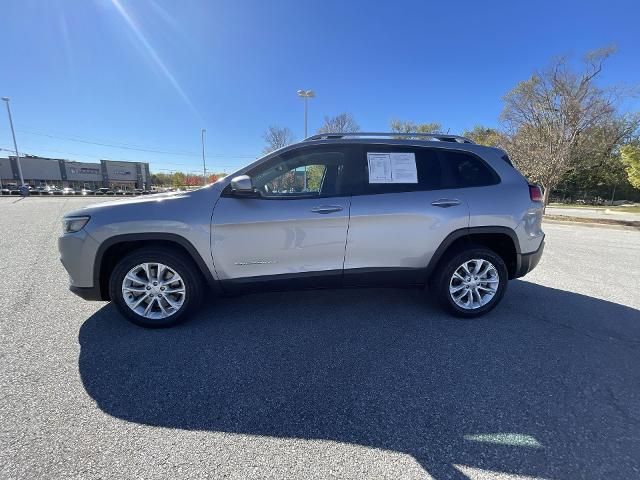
xmin=0 ymin=156 xmax=150 ymax=190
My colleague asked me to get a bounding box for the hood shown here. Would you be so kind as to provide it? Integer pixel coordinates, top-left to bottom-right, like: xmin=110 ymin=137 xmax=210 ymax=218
xmin=64 ymin=184 xmax=223 ymax=218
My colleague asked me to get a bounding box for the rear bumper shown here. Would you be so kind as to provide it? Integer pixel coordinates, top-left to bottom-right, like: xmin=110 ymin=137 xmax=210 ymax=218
xmin=514 ymin=238 xmax=545 ymax=278
xmin=69 ymin=285 xmax=104 ymax=301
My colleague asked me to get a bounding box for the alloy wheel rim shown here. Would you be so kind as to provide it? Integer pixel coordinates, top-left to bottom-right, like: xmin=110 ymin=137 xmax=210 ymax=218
xmin=449 ymin=258 xmax=499 ymax=310
xmin=122 ymin=262 xmax=186 ymax=319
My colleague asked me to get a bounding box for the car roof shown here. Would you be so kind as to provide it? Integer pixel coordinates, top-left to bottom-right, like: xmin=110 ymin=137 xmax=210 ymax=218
xmin=296 ymin=136 xmax=505 ymax=157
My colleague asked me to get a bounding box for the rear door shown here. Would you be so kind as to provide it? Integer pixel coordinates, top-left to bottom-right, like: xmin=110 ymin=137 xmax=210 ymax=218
xmin=344 ymin=145 xmax=470 ymax=285
xmin=212 ymin=144 xmax=358 ymax=286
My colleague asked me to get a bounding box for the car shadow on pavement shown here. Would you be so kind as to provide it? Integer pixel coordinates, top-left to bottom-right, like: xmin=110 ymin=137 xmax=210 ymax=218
xmin=78 ymin=281 xmax=640 ymax=479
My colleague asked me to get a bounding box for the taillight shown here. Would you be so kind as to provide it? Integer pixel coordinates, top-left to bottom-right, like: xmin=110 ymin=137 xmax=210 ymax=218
xmin=529 ymin=184 xmax=543 ymax=202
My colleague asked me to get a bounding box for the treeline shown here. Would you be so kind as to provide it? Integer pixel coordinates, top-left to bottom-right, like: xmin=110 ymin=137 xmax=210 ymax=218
xmin=263 ymin=46 xmax=640 ymax=205
xmin=150 ymin=172 xmax=226 ymax=188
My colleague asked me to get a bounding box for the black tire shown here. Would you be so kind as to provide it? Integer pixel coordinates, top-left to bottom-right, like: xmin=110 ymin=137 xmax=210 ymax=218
xmin=434 ymin=246 xmax=508 ymax=318
xmin=109 ymin=247 xmax=203 ymax=328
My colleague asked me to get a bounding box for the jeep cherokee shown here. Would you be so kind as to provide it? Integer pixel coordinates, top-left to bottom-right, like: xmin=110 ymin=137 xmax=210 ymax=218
xmin=58 ymin=132 xmax=545 ymax=327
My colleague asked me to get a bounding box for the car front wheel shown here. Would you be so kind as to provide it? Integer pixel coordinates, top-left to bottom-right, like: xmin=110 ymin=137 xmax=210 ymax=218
xmin=109 ymin=248 xmax=203 ymax=327
xmin=435 ymin=247 xmax=508 ymax=318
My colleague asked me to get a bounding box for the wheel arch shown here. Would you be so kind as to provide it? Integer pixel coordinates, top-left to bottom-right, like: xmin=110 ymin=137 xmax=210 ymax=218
xmin=94 ymin=233 xmax=218 ymax=301
xmin=426 ymin=227 xmax=521 ymax=281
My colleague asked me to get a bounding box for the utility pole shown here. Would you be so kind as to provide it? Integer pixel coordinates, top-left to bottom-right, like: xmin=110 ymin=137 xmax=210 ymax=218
xmin=201 ymin=128 xmax=207 ymax=185
xmin=2 ymin=97 xmax=25 ymax=190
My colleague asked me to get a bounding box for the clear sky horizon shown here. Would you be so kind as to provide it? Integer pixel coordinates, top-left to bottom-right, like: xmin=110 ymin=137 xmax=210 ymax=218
xmin=2 ymin=0 xmax=639 ymax=175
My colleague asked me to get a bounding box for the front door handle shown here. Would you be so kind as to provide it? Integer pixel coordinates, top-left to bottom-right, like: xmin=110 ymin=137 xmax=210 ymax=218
xmin=311 ymin=205 xmax=343 ymax=214
xmin=431 ymin=198 xmax=461 ymax=208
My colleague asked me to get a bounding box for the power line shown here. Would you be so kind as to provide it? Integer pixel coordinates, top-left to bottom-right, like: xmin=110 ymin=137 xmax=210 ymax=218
xmin=16 ymin=129 xmax=257 ymax=159
xmin=0 ymin=145 xmax=238 ymax=171
xmin=2 ymin=144 xmax=144 ymax=163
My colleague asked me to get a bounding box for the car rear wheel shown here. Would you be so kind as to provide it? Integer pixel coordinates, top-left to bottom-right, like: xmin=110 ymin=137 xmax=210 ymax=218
xmin=434 ymin=247 xmax=508 ymax=318
xmin=109 ymin=248 xmax=203 ymax=327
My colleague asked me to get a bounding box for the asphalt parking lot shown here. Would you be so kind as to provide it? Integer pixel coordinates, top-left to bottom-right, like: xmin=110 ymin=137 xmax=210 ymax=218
xmin=1 ymin=197 xmax=639 ymax=480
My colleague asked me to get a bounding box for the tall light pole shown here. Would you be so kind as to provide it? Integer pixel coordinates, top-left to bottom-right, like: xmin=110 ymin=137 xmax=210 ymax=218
xmin=201 ymin=128 xmax=207 ymax=185
xmin=2 ymin=97 xmax=25 ymax=187
xmin=297 ymin=90 xmax=315 ymax=191
xmin=297 ymin=89 xmax=315 ymax=138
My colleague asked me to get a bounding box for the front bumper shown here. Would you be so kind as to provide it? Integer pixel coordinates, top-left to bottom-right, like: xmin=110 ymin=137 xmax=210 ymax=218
xmin=514 ymin=238 xmax=545 ymax=278
xmin=58 ymin=229 xmax=100 ymax=290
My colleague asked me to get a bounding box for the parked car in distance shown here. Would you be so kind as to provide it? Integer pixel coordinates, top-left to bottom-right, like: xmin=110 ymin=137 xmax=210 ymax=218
xmin=59 ymin=132 xmax=545 ymax=328
xmin=39 ymin=185 xmax=61 ymax=195
xmin=98 ymin=188 xmax=114 ymax=195
xmin=62 ymin=187 xmax=76 ymax=195
xmin=81 ymin=188 xmax=94 ymax=196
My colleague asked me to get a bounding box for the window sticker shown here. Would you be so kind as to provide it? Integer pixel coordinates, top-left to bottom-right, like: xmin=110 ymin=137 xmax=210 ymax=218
xmin=367 ymin=152 xmax=417 ymax=183
xmin=367 ymin=153 xmax=392 ymax=183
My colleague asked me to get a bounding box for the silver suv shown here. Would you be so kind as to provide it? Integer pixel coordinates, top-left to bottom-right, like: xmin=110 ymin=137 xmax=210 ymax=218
xmin=58 ymin=133 xmax=545 ymax=327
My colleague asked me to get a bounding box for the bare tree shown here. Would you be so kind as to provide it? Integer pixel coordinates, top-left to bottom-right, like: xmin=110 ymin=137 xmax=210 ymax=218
xmin=317 ymin=113 xmax=360 ymax=134
xmin=501 ymin=46 xmax=637 ymax=208
xmin=263 ymin=126 xmax=294 ymax=154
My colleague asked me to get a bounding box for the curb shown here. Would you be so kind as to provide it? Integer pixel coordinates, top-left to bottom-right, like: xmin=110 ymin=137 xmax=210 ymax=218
xmin=543 ymin=217 xmax=640 ymax=231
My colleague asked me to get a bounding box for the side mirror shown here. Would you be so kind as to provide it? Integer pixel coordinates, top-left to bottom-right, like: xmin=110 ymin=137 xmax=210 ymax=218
xmin=230 ymin=175 xmax=254 ymax=194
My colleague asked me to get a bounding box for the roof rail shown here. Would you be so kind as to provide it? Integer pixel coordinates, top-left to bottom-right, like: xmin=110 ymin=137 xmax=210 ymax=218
xmin=304 ymin=132 xmax=475 ymax=144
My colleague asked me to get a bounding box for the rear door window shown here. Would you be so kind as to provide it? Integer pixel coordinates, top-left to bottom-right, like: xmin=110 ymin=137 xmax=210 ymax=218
xmin=360 ymin=146 xmax=443 ymax=194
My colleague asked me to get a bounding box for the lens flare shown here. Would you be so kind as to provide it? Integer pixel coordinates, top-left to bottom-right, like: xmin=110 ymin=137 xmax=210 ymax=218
xmin=110 ymin=0 xmax=199 ymax=117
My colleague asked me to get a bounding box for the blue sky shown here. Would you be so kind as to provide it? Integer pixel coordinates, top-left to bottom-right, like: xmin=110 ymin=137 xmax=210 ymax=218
xmin=1 ymin=0 xmax=639 ymax=174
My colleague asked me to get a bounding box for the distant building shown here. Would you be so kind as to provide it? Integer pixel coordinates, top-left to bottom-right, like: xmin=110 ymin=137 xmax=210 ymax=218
xmin=0 ymin=155 xmax=150 ymax=190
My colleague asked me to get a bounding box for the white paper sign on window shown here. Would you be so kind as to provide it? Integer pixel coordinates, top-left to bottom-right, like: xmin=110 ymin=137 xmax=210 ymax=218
xmin=367 ymin=152 xmax=417 ymax=183
xmin=367 ymin=153 xmax=392 ymax=183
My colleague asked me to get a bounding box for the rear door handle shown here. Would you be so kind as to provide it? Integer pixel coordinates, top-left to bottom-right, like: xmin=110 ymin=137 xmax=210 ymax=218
xmin=431 ymin=198 xmax=461 ymax=208
xmin=311 ymin=205 xmax=344 ymax=214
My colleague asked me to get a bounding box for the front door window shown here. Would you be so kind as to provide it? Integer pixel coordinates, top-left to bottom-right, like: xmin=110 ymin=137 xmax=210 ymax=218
xmin=249 ymin=148 xmax=349 ymax=198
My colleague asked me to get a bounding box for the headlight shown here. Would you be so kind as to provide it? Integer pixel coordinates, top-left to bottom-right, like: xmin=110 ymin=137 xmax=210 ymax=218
xmin=62 ymin=216 xmax=90 ymax=233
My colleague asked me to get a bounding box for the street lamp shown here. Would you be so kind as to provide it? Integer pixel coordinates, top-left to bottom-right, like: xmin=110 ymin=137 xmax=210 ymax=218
xmin=2 ymin=97 xmax=25 ymax=189
xmin=296 ymin=89 xmax=315 ymax=138
xmin=201 ymin=128 xmax=207 ymax=185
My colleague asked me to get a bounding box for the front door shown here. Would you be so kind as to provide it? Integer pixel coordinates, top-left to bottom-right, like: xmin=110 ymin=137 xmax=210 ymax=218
xmin=212 ymin=144 xmax=358 ymax=288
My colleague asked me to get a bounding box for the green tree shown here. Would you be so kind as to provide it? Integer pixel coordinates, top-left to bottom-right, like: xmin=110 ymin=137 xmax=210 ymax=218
xmin=305 ymin=165 xmax=325 ymax=192
xmin=172 ymin=171 xmax=186 ymax=188
xmin=621 ymin=144 xmax=640 ymax=189
xmin=557 ymin=152 xmax=629 ymax=203
xmin=150 ymin=172 xmax=174 ymax=187
xmin=463 ymin=126 xmax=504 ymax=147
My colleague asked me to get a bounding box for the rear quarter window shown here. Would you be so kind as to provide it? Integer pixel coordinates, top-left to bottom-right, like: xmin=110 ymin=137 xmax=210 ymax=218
xmin=441 ymin=151 xmax=499 ymax=188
